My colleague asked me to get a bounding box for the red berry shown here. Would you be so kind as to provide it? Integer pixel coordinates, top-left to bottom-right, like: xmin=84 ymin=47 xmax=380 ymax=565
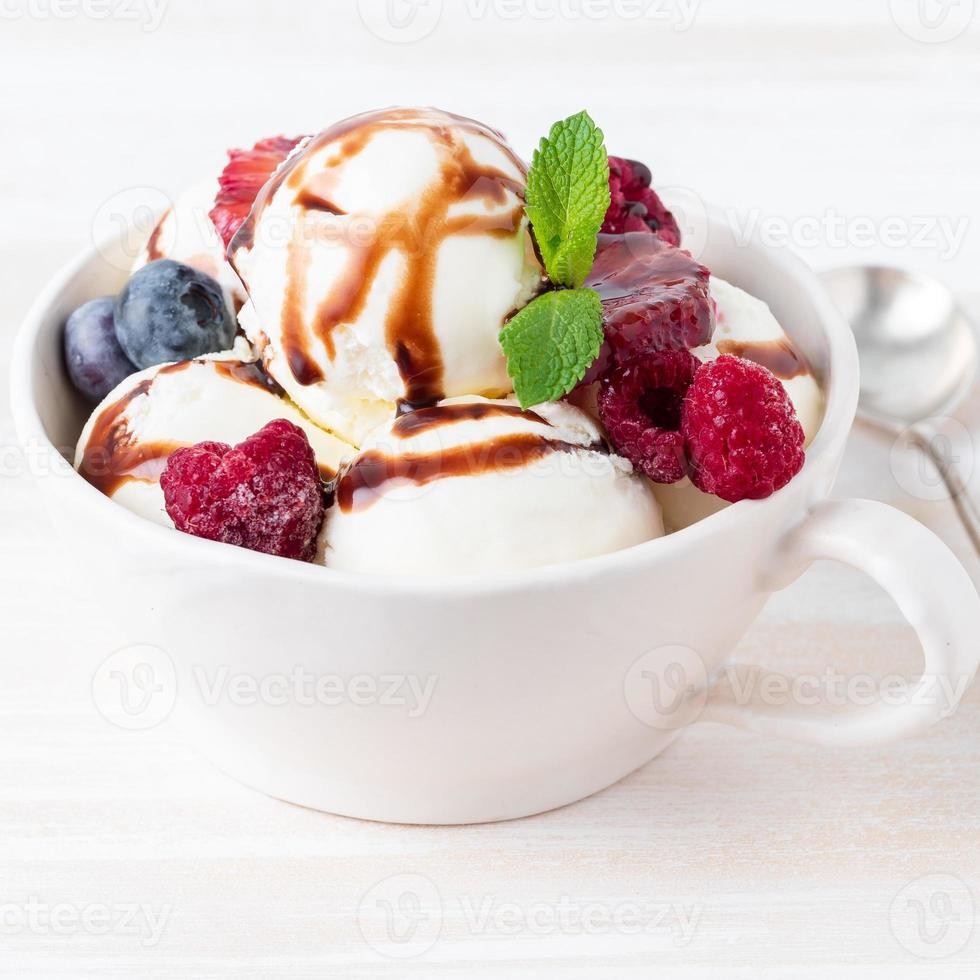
xmin=597 ymin=348 xmax=700 ymax=484
xmin=160 ymin=419 xmax=325 ymax=561
xmin=603 ymin=156 xmax=681 ymax=246
xmin=681 ymin=355 xmax=805 ymax=502
xmin=582 ymin=234 xmax=715 ymax=383
xmin=210 ymin=135 xmax=306 ymax=250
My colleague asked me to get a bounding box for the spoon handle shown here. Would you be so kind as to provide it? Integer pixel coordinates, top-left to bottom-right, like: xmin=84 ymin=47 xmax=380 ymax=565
xmin=910 ymin=423 xmax=980 ymax=556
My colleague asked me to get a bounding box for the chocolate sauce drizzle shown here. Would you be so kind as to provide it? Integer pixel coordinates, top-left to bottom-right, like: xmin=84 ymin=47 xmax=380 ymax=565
xmin=230 ymin=108 xmax=531 ymax=408
xmin=335 ymin=434 xmax=582 ymax=514
xmin=78 ymin=361 xmax=191 ymax=496
xmin=395 ymin=397 xmax=438 ymax=418
xmin=391 ymin=401 xmax=547 ymax=439
xmin=334 ymin=398 xmax=608 ymax=513
xmin=716 ymin=338 xmax=809 ymax=381
xmin=212 ymin=359 xmax=286 ymax=396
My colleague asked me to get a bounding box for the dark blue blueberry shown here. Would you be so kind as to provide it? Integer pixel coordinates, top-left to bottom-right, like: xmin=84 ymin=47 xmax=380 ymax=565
xmin=64 ymin=296 xmax=137 ymax=402
xmin=115 ymin=259 xmax=235 ymax=370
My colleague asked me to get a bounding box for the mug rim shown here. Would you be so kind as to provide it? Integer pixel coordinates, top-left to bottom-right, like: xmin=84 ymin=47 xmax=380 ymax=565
xmin=10 ymin=207 xmax=859 ymax=598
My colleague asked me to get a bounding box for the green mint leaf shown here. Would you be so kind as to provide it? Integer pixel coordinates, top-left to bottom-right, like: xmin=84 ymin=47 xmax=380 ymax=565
xmin=500 ymin=288 xmax=604 ymax=408
xmin=525 ymin=110 xmax=610 ymax=289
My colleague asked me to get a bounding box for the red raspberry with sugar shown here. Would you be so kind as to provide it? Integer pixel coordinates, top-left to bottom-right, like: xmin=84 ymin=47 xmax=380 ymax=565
xmin=160 ymin=419 xmax=325 ymax=561
xmin=681 ymin=355 xmax=805 ymax=502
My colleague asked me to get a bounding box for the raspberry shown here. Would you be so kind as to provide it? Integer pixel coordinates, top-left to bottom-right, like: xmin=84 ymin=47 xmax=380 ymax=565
xmin=603 ymin=156 xmax=681 ymax=246
xmin=681 ymin=355 xmax=805 ymax=502
xmin=210 ymin=135 xmax=306 ymax=250
xmin=582 ymin=234 xmax=715 ymax=383
xmin=597 ymin=348 xmax=700 ymax=484
xmin=160 ymin=419 xmax=325 ymax=561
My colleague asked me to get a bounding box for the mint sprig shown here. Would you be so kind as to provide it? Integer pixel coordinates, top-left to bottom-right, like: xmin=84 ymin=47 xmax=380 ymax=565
xmin=500 ymin=289 xmax=604 ymax=410
xmin=525 ymin=110 xmax=610 ymax=289
xmin=500 ymin=111 xmax=609 ymax=408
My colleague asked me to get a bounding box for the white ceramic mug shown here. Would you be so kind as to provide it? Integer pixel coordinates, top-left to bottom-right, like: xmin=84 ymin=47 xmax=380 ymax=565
xmin=11 ymin=211 xmax=980 ymax=824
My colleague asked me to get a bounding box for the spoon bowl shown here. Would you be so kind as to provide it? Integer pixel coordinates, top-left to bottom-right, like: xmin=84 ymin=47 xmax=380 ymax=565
xmin=821 ymin=265 xmax=977 ymax=430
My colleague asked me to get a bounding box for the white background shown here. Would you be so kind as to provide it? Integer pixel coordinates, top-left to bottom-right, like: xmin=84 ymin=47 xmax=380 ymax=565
xmin=1 ymin=1 xmax=979 ymax=976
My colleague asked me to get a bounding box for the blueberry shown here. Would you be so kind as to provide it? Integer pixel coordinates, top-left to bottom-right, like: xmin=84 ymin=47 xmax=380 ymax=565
xmin=64 ymin=296 xmax=137 ymax=402
xmin=115 ymin=259 xmax=235 ymax=370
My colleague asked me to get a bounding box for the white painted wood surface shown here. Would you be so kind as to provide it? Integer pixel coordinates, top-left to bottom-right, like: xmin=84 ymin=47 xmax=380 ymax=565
xmin=1 ymin=2 xmax=978 ymax=975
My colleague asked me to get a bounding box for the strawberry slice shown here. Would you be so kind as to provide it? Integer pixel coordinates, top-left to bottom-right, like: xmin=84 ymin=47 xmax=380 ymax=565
xmin=210 ymin=135 xmax=306 ymax=251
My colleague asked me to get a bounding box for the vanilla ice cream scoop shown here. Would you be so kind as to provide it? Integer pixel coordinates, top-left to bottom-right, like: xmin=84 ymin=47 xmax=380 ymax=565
xmin=75 ymin=352 xmax=351 ymax=527
xmin=319 ymin=397 xmax=664 ymax=575
xmin=230 ymin=108 xmax=543 ymax=446
xmin=133 ymin=180 xmax=245 ymax=315
xmin=655 ymin=276 xmax=825 ymax=531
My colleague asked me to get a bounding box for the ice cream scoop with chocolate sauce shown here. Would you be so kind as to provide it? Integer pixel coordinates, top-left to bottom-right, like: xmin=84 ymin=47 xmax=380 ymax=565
xmin=74 ymin=349 xmax=350 ymax=528
xmin=319 ymin=397 xmax=664 ymax=575
xmin=230 ymin=108 xmax=544 ymax=447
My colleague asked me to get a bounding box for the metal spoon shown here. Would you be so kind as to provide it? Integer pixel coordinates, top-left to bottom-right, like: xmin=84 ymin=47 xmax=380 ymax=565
xmin=821 ymin=265 xmax=980 ymax=554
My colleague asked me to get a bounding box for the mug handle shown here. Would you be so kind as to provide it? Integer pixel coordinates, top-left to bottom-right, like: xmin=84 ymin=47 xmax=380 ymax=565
xmin=700 ymin=499 xmax=980 ymax=745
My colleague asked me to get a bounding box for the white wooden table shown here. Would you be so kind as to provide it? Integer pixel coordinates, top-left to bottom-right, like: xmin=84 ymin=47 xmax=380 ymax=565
xmin=1 ymin=3 xmax=978 ymax=975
